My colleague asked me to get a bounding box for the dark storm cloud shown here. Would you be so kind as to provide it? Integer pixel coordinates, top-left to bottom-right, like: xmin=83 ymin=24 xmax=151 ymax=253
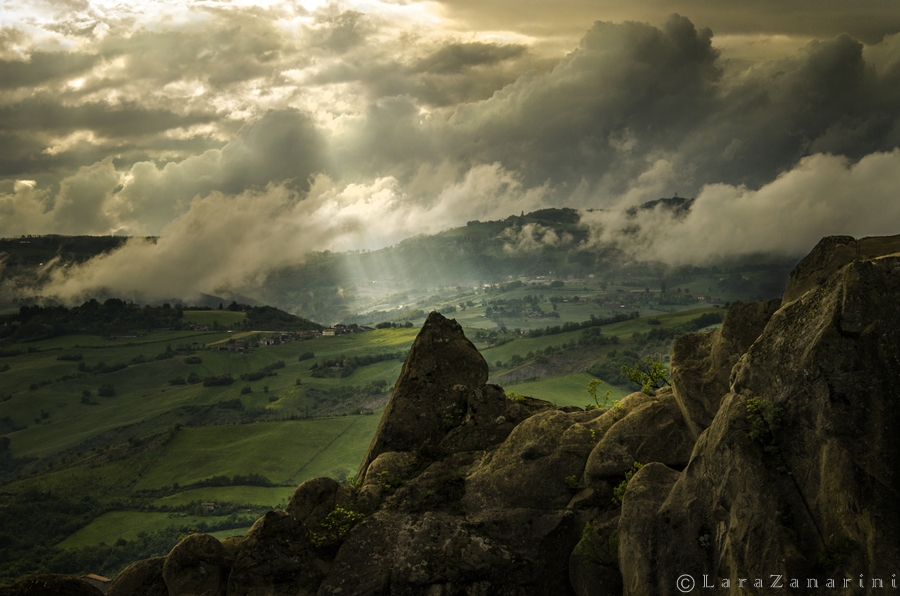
xmin=96 ymin=11 xmax=286 ymax=88
xmin=0 ymin=51 xmax=99 ymax=90
xmin=672 ymin=32 xmax=900 ymax=189
xmin=0 ymin=97 xmax=216 ymax=137
xmin=0 ymin=96 xmax=220 ymax=186
xmin=446 ymin=15 xmax=721 ymax=189
xmin=412 ymin=42 xmax=527 ymax=74
xmin=216 ymin=108 xmax=331 ymax=194
xmin=436 ymin=0 xmax=900 ymax=44
xmin=109 ymin=108 xmax=330 ymax=232
xmin=381 ymin=15 xmax=900 ymax=197
xmin=301 ymin=34 xmax=534 ymax=107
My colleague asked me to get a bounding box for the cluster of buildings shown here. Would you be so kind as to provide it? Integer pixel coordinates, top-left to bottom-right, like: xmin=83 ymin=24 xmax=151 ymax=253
xmin=320 ymin=324 xmax=373 ymax=337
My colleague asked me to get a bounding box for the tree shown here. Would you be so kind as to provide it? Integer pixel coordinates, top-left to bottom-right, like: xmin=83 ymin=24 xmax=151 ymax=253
xmin=621 ymin=357 xmax=669 ymax=395
xmin=586 ymin=379 xmax=613 ymax=410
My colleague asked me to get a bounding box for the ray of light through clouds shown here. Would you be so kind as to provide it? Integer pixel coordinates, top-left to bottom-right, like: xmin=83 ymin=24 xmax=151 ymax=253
xmin=2 ymin=0 xmax=900 ymax=302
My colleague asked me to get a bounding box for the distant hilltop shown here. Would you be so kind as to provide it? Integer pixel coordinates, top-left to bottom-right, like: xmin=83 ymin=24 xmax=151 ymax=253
xmin=15 ymin=232 xmax=896 ymax=595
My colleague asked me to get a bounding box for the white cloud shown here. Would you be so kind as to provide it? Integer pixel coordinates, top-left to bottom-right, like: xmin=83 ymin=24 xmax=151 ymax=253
xmin=580 ymin=149 xmax=900 ymax=264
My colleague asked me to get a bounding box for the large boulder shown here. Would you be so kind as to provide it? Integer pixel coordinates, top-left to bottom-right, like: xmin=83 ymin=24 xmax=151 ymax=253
xmin=285 ymin=476 xmax=355 ymax=531
xmin=226 ymin=510 xmax=323 ymax=596
xmin=582 ymin=388 xmax=693 ymax=482
xmin=319 ymin=508 xmax=586 ymax=596
xmin=106 ymin=557 xmax=167 ymax=596
xmin=162 ymin=533 xmax=229 ymax=596
xmin=462 ymin=408 xmax=599 ymax=511
xmin=617 ymin=463 xmax=683 ymax=596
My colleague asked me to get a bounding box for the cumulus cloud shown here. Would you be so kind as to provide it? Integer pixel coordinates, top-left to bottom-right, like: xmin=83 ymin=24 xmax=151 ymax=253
xmin=0 ymin=108 xmax=329 ymax=236
xmin=580 ymin=149 xmax=900 ymax=264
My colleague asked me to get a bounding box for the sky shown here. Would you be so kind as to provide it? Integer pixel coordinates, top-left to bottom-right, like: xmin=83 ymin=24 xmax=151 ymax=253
xmin=2 ymin=0 xmax=900 ymax=301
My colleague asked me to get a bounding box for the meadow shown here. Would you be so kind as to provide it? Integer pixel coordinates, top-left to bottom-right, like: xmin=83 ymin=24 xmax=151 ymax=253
xmin=0 ymin=276 xmax=747 ymax=584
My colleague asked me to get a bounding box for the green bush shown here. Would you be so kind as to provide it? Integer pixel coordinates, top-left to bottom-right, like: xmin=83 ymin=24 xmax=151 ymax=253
xmin=612 ymin=462 xmax=643 ymax=505
xmin=621 ymin=357 xmax=669 ymax=395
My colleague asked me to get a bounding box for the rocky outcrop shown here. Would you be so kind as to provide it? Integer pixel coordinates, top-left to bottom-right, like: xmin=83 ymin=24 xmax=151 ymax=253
xmin=618 ymin=244 xmax=900 ymax=595
xmin=782 ymin=233 xmax=900 ymax=303
xmin=357 ymin=313 xmax=494 ymax=472
xmin=34 ymin=235 xmax=900 ymax=596
xmin=582 ymin=388 xmax=693 ymax=481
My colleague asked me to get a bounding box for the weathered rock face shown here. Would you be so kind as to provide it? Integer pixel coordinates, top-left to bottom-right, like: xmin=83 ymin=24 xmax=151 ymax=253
xmin=669 ymin=299 xmax=780 ymax=439
xmin=618 ymin=246 xmax=900 ymax=595
xmin=583 ymin=387 xmax=693 ymax=481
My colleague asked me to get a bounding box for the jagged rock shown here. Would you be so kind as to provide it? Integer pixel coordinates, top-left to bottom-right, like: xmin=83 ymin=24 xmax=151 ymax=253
xmin=106 ymin=557 xmax=167 ymax=596
xmin=226 ymin=510 xmax=323 ymax=596
xmin=669 ymin=299 xmax=780 ymax=439
xmin=358 ymin=312 xmax=493 ymax=474
xmin=619 ymin=252 xmax=900 ymax=595
xmin=0 ymin=575 xmax=103 ymax=596
xmin=163 ymin=533 xmax=229 ymax=596
xmin=782 ymin=233 xmax=900 ymax=303
xmin=462 ymin=408 xmax=600 ymax=511
xmin=582 ymin=387 xmax=693 ymax=482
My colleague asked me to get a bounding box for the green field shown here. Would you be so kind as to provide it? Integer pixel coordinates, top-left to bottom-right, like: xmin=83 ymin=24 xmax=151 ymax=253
xmin=154 ymin=486 xmax=296 ymax=508
xmin=133 ymin=415 xmax=381 ymax=490
xmin=58 ymin=511 xmax=254 ymax=548
xmin=0 ymin=327 xmax=414 ymax=460
xmin=505 ymin=372 xmax=632 ymax=407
